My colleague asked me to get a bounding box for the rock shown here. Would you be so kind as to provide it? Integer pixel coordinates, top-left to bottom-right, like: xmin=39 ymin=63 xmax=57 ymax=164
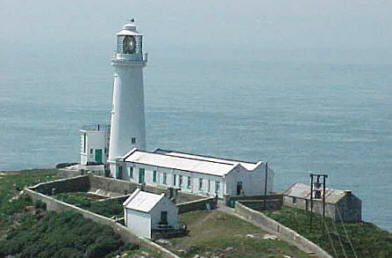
xmin=224 ymin=247 xmax=234 ymax=252
xmin=283 ymin=255 xmax=292 ymax=258
xmin=263 ymin=234 xmax=277 ymax=240
xmin=193 ymin=255 xmax=200 ymax=258
xmin=245 ymin=234 xmax=255 ymax=238
xmin=156 ymin=238 xmax=172 ymax=246
xmin=178 ymin=249 xmax=187 ymax=254
xmin=141 ymin=251 xmax=150 ymax=256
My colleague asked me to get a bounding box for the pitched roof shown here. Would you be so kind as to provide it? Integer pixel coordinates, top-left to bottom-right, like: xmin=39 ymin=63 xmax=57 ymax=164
xmin=284 ymin=183 xmax=351 ymax=204
xmin=154 ymin=149 xmax=258 ymax=170
xmin=123 ymin=189 xmax=164 ymax=213
xmin=123 ymin=149 xmax=258 ymax=176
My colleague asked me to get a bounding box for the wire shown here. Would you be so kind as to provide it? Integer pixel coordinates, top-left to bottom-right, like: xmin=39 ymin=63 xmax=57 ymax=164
xmin=324 ymin=217 xmax=339 ymax=258
xmin=337 ymin=208 xmax=358 ymax=258
xmin=327 ymin=209 xmax=348 ymax=258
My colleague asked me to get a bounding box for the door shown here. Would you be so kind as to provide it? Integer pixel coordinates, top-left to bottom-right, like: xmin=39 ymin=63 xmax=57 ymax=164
xmin=237 ymin=181 xmax=243 ymax=195
xmin=138 ymin=168 xmax=145 ymax=184
xmin=160 ymin=211 xmax=168 ymax=225
xmin=95 ymin=149 xmax=102 ymax=163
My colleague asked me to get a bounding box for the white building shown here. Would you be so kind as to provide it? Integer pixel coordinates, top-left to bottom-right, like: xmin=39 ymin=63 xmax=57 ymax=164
xmin=80 ymin=124 xmax=110 ymax=165
xmin=123 ymin=189 xmax=179 ymax=239
xmin=114 ymin=148 xmax=274 ymax=199
xmin=108 ymin=19 xmax=147 ymax=176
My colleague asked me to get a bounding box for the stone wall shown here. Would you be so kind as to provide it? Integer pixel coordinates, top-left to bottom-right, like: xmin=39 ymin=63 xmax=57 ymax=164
xmin=31 ymin=175 xmax=90 ymax=195
xmin=88 ymin=174 xmax=202 ymax=203
xmin=235 ymin=202 xmax=332 ymax=258
xmin=177 ymin=197 xmax=217 ymax=214
xmin=24 ymin=187 xmax=178 ymax=258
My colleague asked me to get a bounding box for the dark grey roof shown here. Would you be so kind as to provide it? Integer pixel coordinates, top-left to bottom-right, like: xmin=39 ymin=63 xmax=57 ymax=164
xmin=284 ymin=183 xmax=352 ymax=204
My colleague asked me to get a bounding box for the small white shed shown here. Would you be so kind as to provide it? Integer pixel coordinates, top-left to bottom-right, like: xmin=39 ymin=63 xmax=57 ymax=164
xmin=123 ymin=189 xmax=179 ymax=238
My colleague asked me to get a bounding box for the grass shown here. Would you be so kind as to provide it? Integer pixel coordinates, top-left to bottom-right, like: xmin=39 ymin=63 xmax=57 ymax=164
xmin=0 ymin=169 xmax=156 ymax=258
xmin=262 ymin=206 xmax=392 ymax=258
xmin=55 ymin=192 xmax=124 ymax=218
xmin=164 ymin=210 xmax=309 ymax=258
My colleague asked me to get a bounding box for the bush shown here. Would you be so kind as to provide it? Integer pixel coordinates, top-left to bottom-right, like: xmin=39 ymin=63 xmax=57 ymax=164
xmin=34 ymin=200 xmax=46 ymax=210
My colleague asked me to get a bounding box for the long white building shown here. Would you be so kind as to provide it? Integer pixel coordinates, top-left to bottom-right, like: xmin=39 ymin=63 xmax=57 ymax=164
xmin=113 ymin=148 xmax=274 ymax=198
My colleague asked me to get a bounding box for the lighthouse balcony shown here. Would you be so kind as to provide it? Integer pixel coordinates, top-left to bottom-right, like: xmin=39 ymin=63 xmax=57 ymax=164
xmin=112 ymin=52 xmax=148 ymax=63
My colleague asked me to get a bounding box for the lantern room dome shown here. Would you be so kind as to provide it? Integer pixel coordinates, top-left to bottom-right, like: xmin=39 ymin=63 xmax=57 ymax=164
xmin=116 ymin=19 xmax=142 ymax=36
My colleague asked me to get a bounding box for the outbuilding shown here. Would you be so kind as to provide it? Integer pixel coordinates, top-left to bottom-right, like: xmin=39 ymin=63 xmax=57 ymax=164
xmin=283 ymin=183 xmax=362 ymax=222
xmin=123 ymin=189 xmax=179 ymax=238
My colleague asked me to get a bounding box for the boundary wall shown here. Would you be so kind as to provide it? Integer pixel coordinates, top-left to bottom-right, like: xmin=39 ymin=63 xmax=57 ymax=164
xmin=235 ymin=202 xmax=332 ymax=258
xmin=24 ymin=187 xmax=179 ymax=258
xmin=177 ymin=197 xmax=217 ymax=214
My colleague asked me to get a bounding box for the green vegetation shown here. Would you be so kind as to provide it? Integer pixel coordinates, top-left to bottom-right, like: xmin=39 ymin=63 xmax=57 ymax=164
xmin=0 ymin=169 xmax=159 ymax=258
xmin=55 ymin=192 xmax=123 ymax=218
xmin=165 ymin=210 xmax=308 ymax=258
xmin=262 ymin=206 xmax=392 ymax=258
xmin=0 ymin=169 xmax=59 ymax=232
xmin=0 ymin=210 xmax=136 ymax=257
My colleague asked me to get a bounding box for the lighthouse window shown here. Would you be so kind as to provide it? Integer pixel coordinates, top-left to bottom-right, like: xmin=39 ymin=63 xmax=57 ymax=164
xmin=90 ymin=149 xmax=93 ymax=154
xmin=83 ymin=133 xmax=87 ymax=153
xmin=131 ymin=137 xmax=136 ymax=144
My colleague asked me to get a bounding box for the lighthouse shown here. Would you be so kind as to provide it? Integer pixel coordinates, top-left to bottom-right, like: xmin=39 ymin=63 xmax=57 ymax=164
xmin=108 ymin=19 xmax=147 ymax=176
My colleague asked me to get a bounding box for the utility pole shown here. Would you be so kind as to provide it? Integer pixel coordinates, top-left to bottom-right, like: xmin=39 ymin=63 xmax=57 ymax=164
xmin=264 ymin=162 xmax=268 ymax=209
xmin=309 ymin=173 xmax=328 ymax=233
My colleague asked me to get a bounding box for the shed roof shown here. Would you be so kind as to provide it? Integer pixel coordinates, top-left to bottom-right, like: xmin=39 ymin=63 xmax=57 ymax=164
xmin=123 ymin=189 xmax=164 ymax=213
xmin=123 ymin=149 xmax=259 ymax=176
xmin=284 ymin=183 xmax=351 ymax=204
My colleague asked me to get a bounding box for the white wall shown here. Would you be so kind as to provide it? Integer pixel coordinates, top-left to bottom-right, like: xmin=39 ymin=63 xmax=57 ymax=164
xmin=121 ymin=162 xmax=226 ymax=198
xmin=125 ymin=208 xmax=151 ymax=238
xmin=225 ymin=163 xmax=274 ymax=196
xmin=150 ymin=196 xmax=178 ymax=229
xmin=80 ymin=130 xmax=108 ymax=165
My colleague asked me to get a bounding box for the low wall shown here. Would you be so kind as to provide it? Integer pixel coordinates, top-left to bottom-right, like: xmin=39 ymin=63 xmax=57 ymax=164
xmin=24 ymin=187 xmax=178 ymax=258
xmin=177 ymin=197 xmax=217 ymax=214
xmin=30 ymin=175 xmax=90 ymax=195
xmin=88 ymin=174 xmax=202 ymax=203
xmin=235 ymin=202 xmax=332 ymax=258
xmin=239 ymin=199 xmax=282 ymax=211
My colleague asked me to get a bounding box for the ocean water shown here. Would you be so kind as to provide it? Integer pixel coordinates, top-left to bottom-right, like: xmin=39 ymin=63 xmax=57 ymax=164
xmin=0 ymin=47 xmax=391 ymax=231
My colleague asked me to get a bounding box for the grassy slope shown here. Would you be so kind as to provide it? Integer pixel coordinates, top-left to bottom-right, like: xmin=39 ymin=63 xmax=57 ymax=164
xmin=0 ymin=169 xmax=160 ymax=258
xmin=165 ymin=210 xmax=309 ymax=258
xmin=262 ymin=206 xmax=392 ymax=258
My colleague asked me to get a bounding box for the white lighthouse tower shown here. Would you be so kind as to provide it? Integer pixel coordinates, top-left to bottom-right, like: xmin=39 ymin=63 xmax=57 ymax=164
xmin=108 ymin=19 xmax=147 ymax=177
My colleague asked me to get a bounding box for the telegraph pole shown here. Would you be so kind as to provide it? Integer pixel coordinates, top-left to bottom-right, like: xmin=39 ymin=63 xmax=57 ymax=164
xmin=309 ymin=173 xmax=328 ymax=233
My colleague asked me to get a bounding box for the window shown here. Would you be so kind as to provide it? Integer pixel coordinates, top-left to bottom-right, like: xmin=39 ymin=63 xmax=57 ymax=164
xmin=153 ymin=170 xmax=157 ymax=183
xmin=90 ymin=148 xmax=93 ymax=154
xmin=208 ymin=180 xmax=211 ymax=192
xmin=215 ymin=181 xmax=220 ymax=194
xmin=128 ymin=167 xmax=133 ymax=178
xmin=293 ymin=197 xmax=297 ymax=204
xmin=199 ymin=178 xmax=203 ymax=190
xmin=104 ymin=148 xmax=107 ymax=154
xmin=173 ymin=174 xmax=177 ymax=186
xmin=179 ymin=175 xmax=183 ymax=187
xmin=83 ymin=133 xmax=87 ymax=153
xmin=131 ymin=137 xmax=136 ymax=144
xmin=163 ymin=173 xmax=167 ymax=185
xmin=116 ymin=166 xmax=123 ymax=179
xmin=187 ymin=176 xmax=191 ymax=189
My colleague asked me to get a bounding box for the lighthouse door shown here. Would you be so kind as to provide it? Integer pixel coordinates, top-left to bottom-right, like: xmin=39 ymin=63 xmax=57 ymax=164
xmin=95 ymin=149 xmax=103 ymax=163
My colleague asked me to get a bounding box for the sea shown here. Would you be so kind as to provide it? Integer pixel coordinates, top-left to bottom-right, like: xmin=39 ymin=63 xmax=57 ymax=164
xmin=0 ymin=45 xmax=391 ymax=232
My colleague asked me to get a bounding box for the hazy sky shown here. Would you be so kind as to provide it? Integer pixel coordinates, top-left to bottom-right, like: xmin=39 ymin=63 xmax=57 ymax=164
xmin=1 ymin=0 xmax=391 ymax=60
